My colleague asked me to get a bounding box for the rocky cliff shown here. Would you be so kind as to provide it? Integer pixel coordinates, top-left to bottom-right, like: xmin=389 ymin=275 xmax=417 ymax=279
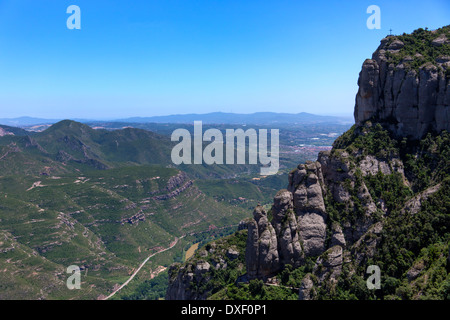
xmin=165 ymin=230 xmax=247 ymax=300
xmin=166 ymin=26 xmax=450 ymax=300
xmin=355 ymin=26 xmax=450 ymax=140
xmin=242 ymin=27 xmax=449 ymax=300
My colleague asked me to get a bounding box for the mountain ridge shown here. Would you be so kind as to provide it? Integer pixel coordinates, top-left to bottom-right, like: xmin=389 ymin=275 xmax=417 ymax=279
xmin=0 ymin=120 xmax=258 ymax=299
xmin=0 ymin=112 xmax=353 ymax=127
xmin=115 ymin=112 xmax=353 ymax=125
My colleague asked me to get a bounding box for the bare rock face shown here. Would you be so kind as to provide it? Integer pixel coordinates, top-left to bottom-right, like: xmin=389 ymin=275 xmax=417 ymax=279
xmin=244 ymin=124 xmax=412 ymax=282
xmin=354 ymin=36 xmax=450 ymax=140
xmin=313 ymin=245 xmax=343 ymax=284
xmin=431 ymin=34 xmax=449 ymax=47
xmin=289 ymin=162 xmax=328 ymax=257
xmin=271 ymin=190 xmax=304 ymax=268
xmin=330 ymin=222 xmax=346 ymax=247
xmin=166 ymin=261 xmax=211 ymax=300
xmin=166 ymin=233 xmax=246 ymax=300
xmin=298 ymin=274 xmax=315 ymax=300
xmin=401 ymin=183 xmax=441 ymax=215
xmin=245 ymin=162 xmax=329 ymax=279
xmin=406 ymin=261 xmax=425 ymax=282
xmin=0 ymin=127 xmax=14 ymax=137
xmin=298 ymin=246 xmax=344 ymax=300
xmin=245 ymin=206 xmax=280 ymax=279
xmin=318 ymin=150 xmax=381 ymax=244
xmin=351 ymin=222 xmax=383 ymax=266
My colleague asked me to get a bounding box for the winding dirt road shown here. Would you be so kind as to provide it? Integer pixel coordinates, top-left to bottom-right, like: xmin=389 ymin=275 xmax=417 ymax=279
xmin=102 ymin=223 xmax=238 ymax=300
xmin=103 ymin=236 xmax=182 ymax=300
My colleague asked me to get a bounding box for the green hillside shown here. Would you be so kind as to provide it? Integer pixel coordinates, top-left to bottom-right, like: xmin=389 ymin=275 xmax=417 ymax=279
xmin=0 ymin=121 xmax=254 ymax=299
xmin=0 ymin=119 xmax=341 ymax=299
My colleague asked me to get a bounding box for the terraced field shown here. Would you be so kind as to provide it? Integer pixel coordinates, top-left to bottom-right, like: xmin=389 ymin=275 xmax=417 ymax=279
xmin=0 ymin=119 xmax=339 ymax=299
xmin=0 ymin=164 xmax=253 ymax=299
xmin=0 ymin=121 xmax=257 ymax=299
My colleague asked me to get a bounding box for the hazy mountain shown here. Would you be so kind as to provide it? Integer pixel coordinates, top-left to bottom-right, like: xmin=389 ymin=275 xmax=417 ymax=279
xmin=0 ymin=112 xmax=353 ymax=128
xmin=116 ymin=112 xmax=353 ymax=125
xmin=0 ymin=120 xmax=174 ymax=175
xmin=0 ymin=116 xmax=62 ymax=126
xmin=0 ymin=124 xmax=30 ymax=136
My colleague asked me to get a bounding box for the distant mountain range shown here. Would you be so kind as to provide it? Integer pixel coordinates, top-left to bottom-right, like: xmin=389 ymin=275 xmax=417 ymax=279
xmin=0 ymin=112 xmax=353 ymax=127
xmin=0 ymin=116 xmax=94 ymax=127
xmin=114 ymin=112 xmax=353 ymax=125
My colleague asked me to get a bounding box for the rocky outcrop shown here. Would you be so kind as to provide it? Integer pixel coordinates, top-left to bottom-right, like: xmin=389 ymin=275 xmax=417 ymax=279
xmin=271 ymin=190 xmax=304 ymax=268
xmin=298 ymin=246 xmax=345 ymax=300
xmin=431 ymin=34 xmax=449 ymax=47
xmin=245 ymin=161 xmax=330 ymax=280
xmin=152 ymin=180 xmax=193 ymax=200
xmin=166 ymin=172 xmax=189 ymax=191
xmin=152 ymin=172 xmax=194 ymax=200
xmin=119 ymin=210 xmax=145 ymax=225
xmin=401 ymin=183 xmax=441 ymax=215
xmin=246 ymin=206 xmax=280 ymax=279
xmin=0 ymin=127 xmax=14 ymax=137
xmin=166 ymin=261 xmax=212 ymax=300
xmin=351 ymin=222 xmax=383 ymax=266
xmin=166 ymin=230 xmax=246 ymax=300
xmin=330 ymin=222 xmax=346 ymax=247
xmin=244 ymin=148 xmax=397 ymax=279
xmin=354 ymin=33 xmax=450 ymax=140
xmin=313 ymin=245 xmax=343 ymax=284
xmin=406 ymin=261 xmax=425 ymax=282
xmin=289 ymin=162 xmax=328 ymax=257
xmin=298 ymin=274 xmax=315 ymax=300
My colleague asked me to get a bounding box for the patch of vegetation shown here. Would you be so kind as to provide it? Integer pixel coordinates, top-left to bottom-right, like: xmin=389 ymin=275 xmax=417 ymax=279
xmin=384 ymin=25 xmax=450 ymax=72
xmin=212 ymin=280 xmax=298 ymax=300
xmin=375 ymin=177 xmax=450 ymax=278
xmin=120 ymin=272 xmax=169 ymax=300
xmin=402 ymin=131 xmax=450 ymax=192
xmin=333 ymin=123 xmax=399 ymax=159
xmin=364 ymin=171 xmax=413 ymax=212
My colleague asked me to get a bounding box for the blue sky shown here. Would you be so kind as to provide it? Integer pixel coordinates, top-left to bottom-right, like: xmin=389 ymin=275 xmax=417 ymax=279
xmin=0 ymin=0 xmax=448 ymax=119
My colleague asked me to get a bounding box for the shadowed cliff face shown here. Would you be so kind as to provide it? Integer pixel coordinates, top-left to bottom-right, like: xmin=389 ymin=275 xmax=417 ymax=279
xmin=354 ymin=28 xmax=450 ymax=140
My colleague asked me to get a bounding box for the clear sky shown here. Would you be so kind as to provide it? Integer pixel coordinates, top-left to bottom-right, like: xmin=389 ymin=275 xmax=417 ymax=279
xmin=0 ymin=0 xmax=448 ymax=119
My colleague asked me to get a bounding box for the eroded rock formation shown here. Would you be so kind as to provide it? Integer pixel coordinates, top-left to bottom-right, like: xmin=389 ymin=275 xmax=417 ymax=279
xmin=354 ymin=35 xmax=450 ymax=140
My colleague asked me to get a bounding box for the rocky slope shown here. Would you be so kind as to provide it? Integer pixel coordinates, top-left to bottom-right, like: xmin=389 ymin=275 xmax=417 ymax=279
xmin=166 ymin=230 xmax=247 ymax=300
xmin=166 ymin=26 xmax=450 ymax=300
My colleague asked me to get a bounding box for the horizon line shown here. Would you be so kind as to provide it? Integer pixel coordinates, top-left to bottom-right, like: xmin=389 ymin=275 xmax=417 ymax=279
xmin=0 ymin=111 xmax=354 ymax=121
